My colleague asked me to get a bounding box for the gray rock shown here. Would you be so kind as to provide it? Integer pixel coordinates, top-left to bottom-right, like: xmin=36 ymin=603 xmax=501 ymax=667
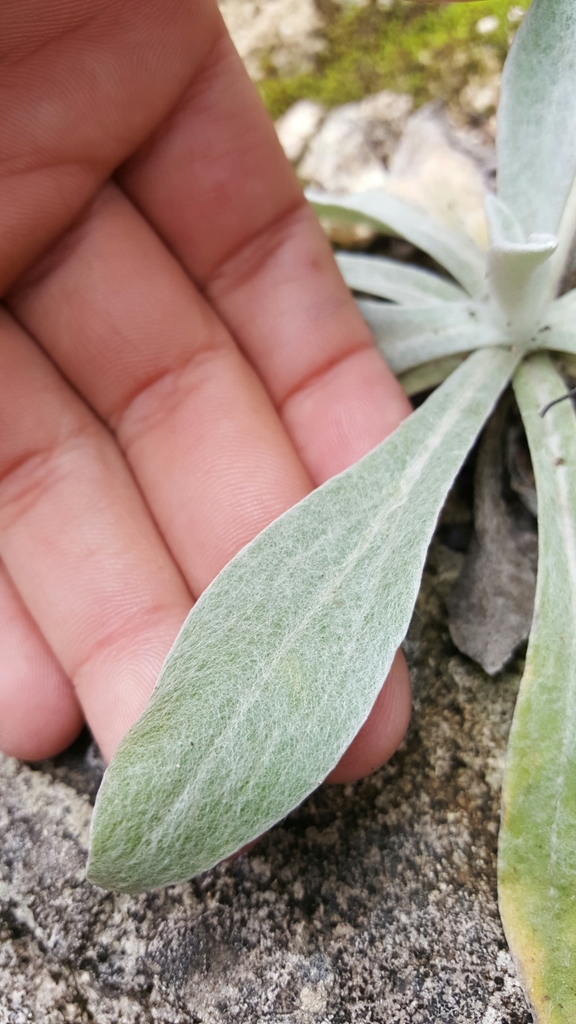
xmin=0 ymin=533 xmax=532 ymax=1022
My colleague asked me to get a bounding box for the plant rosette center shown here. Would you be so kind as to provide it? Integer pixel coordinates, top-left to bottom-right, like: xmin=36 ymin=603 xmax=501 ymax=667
xmin=484 ymin=195 xmax=559 ymax=345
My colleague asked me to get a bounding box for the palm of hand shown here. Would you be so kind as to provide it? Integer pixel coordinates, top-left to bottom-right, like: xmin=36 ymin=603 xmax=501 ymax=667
xmin=0 ymin=0 xmax=411 ymax=775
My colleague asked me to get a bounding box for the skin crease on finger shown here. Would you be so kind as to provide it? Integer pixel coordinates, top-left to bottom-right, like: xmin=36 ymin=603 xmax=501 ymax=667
xmin=0 ymin=0 xmax=469 ymax=785
xmin=0 ymin=0 xmax=223 ymax=293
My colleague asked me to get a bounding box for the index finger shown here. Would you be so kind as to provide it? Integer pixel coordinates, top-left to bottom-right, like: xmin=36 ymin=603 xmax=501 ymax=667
xmin=119 ymin=27 xmax=411 ymax=481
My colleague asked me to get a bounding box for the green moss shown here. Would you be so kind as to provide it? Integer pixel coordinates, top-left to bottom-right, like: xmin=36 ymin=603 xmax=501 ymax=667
xmin=259 ymin=0 xmax=530 ymax=120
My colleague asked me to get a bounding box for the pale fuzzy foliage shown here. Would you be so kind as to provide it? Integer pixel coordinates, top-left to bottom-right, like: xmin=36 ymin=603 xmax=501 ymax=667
xmin=355 ymin=299 xmax=499 ymax=374
xmin=499 ymin=354 xmax=576 ymax=1023
xmin=88 ymin=348 xmax=517 ymax=892
xmin=334 ymin=252 xmax=467 ymax=305
xmin=498 ymin=0 xmax=576 ymax=238
xmin=315 ymin=191 xmax=576 ymax=372
xmin=89 ymin=1 xmax=576 ymax=959
xmin=307 ymin=187 xmax=487 ymax=297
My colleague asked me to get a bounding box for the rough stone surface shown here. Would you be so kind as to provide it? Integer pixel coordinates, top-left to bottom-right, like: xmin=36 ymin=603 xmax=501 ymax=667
xmin=275 ymin=99 xmax=326 ymax=164
xmin=278 ymin=96 xmax=493 ymax=249
xmin=1 ymin=528 xmax=533 ymax=1023
xmin=297 ymin=91 xmax=412 ymax=192
xmin=218 ymin=0 xmax=325 ymax=80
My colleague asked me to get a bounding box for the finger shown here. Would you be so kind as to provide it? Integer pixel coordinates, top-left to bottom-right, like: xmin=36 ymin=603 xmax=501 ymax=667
xmin=115 ymin=33 xmax=413 ymax=776
xmin=0 ymin=308 xmax=192 ymax=760
xmin=9 ymin=185 xmax=410 ymax=777
xmin=117 ymin=29 xmax=413 ymax=778
xmin=326 ymin=651 xmax=411 ymax=784
xmin=9 ymin=184 xmax=312 ymax=594
xmin=0 ymin=559 xmax=82 ymax=760
xmin=0 ymin=0 xmax=220 ymax=291
xmin=119 ymin=30 xmax=412 ymax=483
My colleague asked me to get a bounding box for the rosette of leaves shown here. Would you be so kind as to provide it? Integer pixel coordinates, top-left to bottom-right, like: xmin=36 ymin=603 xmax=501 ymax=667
xmin=89 ymin=1 xmax=576 ymax=1019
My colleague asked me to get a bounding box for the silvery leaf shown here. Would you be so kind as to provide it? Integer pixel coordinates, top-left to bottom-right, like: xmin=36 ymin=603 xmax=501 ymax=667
xmin=498 ymin=0 xmax=576 ymax=239
xmin=88 ymin=347 xmax=518 ymax=893
xmin=398 ymin=355 xmax=466 ymax=397
xmin=532 ymin=292 xmax=576 ymax=358
xmin=485 ymin=194 xmax=525 ymax=247
xmin=307 ymin=189 xmax=487 ymax=298
xmin=487 ymin=235 xmax=557 ymax=336
xmin=335 ymin=252 xmax=467 ymax=306
xmin=499 ymin=353 xmax=576 ymax=1024
xmin=356 ymin=299 xmax=499 ymax=374
xmin=541 ymin=288 xmax=576 ymax=326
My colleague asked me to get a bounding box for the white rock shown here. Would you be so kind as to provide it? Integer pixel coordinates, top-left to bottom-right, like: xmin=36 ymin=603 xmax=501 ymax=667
xmin=296 ymin=95 xmax=491 ymax=250
xmin=507 ymin=6 xmax=525 ymax=24
xmin=275 ymin=100 xmax=325 ymax=163
xmin=218 ymin=0 xmax=325 ymax=80
xmin=387 ymin=105 xmax=489 ymax=248
xmin=476 ymin=15 xmax=499 ymax=35
xmin=297 ymin=90 xmax=412 ymax=192
xmin=460 ymin=74 xmax=501 ymax=117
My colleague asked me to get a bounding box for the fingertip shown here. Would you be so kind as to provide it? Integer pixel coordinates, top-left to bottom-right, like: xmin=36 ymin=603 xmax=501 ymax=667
xmin=0 ymin=668 xmax=84 ymax=762
xmin=0 ymin=620 xmax=84 ymax=759
xmin=0 ymin=566 xmax=83 ymax=761
xmin=283 ymin=346 xmax=413 ymax=486
xmin=326 ymin=648 xmax=412 ymax=785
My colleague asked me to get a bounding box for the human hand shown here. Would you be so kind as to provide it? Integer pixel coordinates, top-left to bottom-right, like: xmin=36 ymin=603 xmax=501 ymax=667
xmin=0 ymin=0 xmax=412 ymax=782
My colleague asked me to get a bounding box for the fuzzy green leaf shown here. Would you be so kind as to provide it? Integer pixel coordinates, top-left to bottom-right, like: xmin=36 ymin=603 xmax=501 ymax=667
xmin=499 ymin=352 xmax=576 ymax=1024
xmin=335 ymin=252 xmax=467 ymax=306
xmin=307 ymin=189 xmax=487 ymax=298
xmin=88 ymin=347 xmax=518 ymax=894
xmin=498 ymin=0 xmax=576 ymax=238
xmin=355 ymin=299 xmax=499 ymax=374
